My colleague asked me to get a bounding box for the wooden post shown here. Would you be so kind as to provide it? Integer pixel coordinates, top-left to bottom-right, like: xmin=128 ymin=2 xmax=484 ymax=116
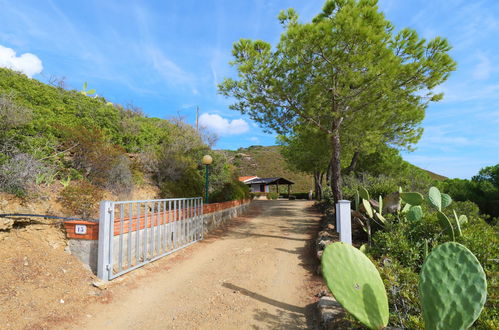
xmin=276 ymin=182 xmax=279 ymax=198
xmin=287 ymin=185 xmax=290 ymax=198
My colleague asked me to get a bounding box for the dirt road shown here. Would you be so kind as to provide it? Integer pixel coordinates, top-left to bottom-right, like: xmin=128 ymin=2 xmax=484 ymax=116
xmin=67 ymin=200 xmax=322 ymax=330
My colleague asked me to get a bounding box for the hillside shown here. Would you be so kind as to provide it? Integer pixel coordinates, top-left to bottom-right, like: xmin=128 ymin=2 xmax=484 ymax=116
xmin=223 ymin=145 xmax=447 ymax=195
xmin=224 ymin=145 xmax=314 ymax=193
xmin=0 ymin=68 xmax=245 ymax=215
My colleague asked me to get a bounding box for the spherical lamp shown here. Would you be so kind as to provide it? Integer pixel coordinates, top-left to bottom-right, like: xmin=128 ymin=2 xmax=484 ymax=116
xmin=202 ymin=154 xmax=213 ymax=165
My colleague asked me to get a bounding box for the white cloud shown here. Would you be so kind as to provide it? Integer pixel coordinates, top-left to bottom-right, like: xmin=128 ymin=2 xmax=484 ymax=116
xmin=0 ymin=45 xmax=42 ymax=77
xmin=199 ymin=113 xmax=249 ymax=135
xmin=472 ymin=53 xmax=492 ymax=80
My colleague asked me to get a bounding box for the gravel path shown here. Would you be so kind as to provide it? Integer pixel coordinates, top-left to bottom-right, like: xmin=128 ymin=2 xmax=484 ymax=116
xmin=66 ymin=200 xmax=321 ymax=330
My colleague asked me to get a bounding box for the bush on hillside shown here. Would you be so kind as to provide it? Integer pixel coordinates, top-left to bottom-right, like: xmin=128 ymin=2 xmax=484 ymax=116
xmin=438 ymin=164 xmax=499 ymax=218
xmin=210 ymin=180 xmax=250 ymax=203
xmin=61 ymin=127 xmax=133 ymax=195
xmin=59 ymin=180 xmax=104 ymax=219
xmin=160 ymin=166 xmax=204 ymax=198
xmin=342 ymin=173 xmax=399 ymax=200
xmin=0 ymin=93 xmax=32 ymax=132
xmin=0 ymin=153 xmax=53 ymax=197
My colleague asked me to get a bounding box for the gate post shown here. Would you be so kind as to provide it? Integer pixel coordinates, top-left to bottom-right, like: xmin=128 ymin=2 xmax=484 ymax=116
xmin=97 ymin=200 xmax=112 ymax=280
xmin=336 ymin=200 xmax=352 ymax=245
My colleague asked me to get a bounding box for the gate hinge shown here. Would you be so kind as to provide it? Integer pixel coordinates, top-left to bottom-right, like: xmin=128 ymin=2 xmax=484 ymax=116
xmin=106 ymin=264 xmax=111 ymax=270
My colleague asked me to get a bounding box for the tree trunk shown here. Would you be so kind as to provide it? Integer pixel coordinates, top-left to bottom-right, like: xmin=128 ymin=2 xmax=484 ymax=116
xmin=313 ymin=171 xmax=324 ymax=200
xmin=326 ymin=156 xmax=333 ymax=187
xmin=344 ymin=151 xmax=360 ymax=175
xmin=330 ymin=128 xmax=343 ymax=203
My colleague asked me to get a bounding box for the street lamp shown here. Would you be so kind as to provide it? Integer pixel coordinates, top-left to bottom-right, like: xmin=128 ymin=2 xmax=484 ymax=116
xmin=202 ymin=155 xmax=213 ymax=203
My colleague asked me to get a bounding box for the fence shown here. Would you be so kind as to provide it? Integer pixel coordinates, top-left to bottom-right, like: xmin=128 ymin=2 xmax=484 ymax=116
xmin=97 ymin=197 xmax=203 ymax=280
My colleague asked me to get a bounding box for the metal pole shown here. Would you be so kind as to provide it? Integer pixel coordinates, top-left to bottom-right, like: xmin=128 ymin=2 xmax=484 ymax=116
xmin=97 ymin=200 xmax=112 ymax=281
xmin=205 ymin=164 xmax=210 ymax=204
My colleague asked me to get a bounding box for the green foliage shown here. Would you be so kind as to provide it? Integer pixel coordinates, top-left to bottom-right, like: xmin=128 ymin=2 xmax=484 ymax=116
xmin=0 ymin=153 xmax=53 ymax=197
xmin=419 ymin=242 xmax=487 ymax=330
xmin=267 ymin=192 xmax=278 ymax=200
xmin=0 ymin=68 xmax=172 ymax=155
xmin=0 ymin=68 xmax=245 ymax=203
xmin=438 ymin=164 xmax=499 ymax=218
xmin=220 ymin=0 xmax=455 ymax=201
xmin=211 ymin=179 xmax=250 ymax=203
xmin=322 ymin=242 xmax=389 ymax=329
xmin=378 ymin=259 xmax=423 ymax=328
xmin=343 ymin=173 xmax=399 ymax=201
xmin=353 ymin=145 xmax=437 ymax=189
xmin=400 ymin=192 xmax=424 ymax=206
xmin=160 ymin=166 xmax=203 ymax=198
xmin=59 ymin=180 xmax=104 ymax=219
xmin=61 ymin=126 xmax=133 ymax=195
xmin=407 ymin=205 xmax=423 ymax=222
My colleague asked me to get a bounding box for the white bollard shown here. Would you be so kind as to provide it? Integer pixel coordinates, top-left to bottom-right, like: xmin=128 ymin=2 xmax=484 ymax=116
xmin=336 ymin=200 xmax=352 ymax=245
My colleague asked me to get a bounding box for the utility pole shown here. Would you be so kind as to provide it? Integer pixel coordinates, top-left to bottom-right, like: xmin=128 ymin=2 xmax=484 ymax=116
xmin=195 ymin=106 xmax=199 ymax=132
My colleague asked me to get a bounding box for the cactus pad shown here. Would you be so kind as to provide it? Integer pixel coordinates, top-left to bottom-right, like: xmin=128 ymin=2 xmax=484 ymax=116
xmin=400 ymin=192 xmax=424 ymax=206
xmin=359 ymin=187 xmax=370 ymax=201
xmin=362 ymin=198 xmax=374 ymax=218
xmin=419 ymin=242 xmax=487 ymax=330
xmin=321 ymin=242 xmax=388 ymax=329
xmin=407 ymin=205 xmax=423 ymax=222
xmin=428 ymin=187 xmax=442 ymax=211
xmin=437 ymin=211 xmax=455 ymax=240
xmin=441 ymin=193 xmax=452 ymax=209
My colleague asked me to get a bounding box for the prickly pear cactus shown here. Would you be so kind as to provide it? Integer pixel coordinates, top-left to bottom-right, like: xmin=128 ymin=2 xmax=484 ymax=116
xmin=419 ymin=242 xmax=487 ymax=330
xmin=437 ymin=211 xmax=455 ymax=240
xmin=428 ymin=187 xmax=442 ymax=211
xmin=407 ymin=205 xmax=423 ymax=222
xmin=400 ymin=192 xmax=424 ymax=206
xmin=359 ymin=187 xmax=370 ymax=201
xmin=441 ymin=193 xmax=452 ymax=209
xmin=321 ymin=242 xmax=388 ymax=330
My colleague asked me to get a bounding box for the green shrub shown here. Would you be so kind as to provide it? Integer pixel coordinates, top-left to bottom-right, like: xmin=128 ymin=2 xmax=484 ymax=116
xmin=211 ymin=180 xmax=250 ymax=203
xmin=160 ymin=166 xmax=203 ymax=198
xmin=59 ymin=180 xmax=104 ymax=219
xmin=62 ymin=126 xmax=133 ymax=194
xmin=0 ymin=153 xmax=53 ymax=197
xmin=376 ymin=258 xmax=423 ymax=329
xmin=438 ymin=164 xmax=499 ymax=218
xmin=342 ymin=173 xmax=399 ymax=201
xmin=291 ymin=192 xmax=310 ymax=199
xmin=267 ymin=192 xmax=278 ymax=200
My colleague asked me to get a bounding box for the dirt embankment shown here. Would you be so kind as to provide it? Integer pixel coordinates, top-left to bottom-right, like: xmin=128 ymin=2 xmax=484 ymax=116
xmin=0 ymin=184 xmax=160 ymax=329
xmin=0 ymin=223 xmax=109 ymax=329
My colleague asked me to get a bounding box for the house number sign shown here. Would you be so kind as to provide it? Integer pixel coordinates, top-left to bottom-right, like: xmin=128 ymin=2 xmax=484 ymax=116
xmin=75 ymin=224 xmax=87 ymax=235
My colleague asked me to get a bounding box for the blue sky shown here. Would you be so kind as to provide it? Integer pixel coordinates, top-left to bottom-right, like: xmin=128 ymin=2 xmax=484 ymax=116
xmin=0 ymin=0 xmax=497 ymax=179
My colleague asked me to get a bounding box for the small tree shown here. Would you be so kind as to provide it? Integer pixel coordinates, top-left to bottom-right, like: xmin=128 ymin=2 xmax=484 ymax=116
xmin=219 ymin=0 xmax=456 ymax=202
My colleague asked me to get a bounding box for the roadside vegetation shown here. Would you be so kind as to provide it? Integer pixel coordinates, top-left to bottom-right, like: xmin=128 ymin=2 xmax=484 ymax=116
xmin=0 ymin=67 xmax=249 ymax=218
xmin=219 ymin=0 xmax=497 ymax=328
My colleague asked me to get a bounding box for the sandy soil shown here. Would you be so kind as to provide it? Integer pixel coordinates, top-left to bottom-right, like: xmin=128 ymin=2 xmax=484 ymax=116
xmin=0 ymin=223 xmax=107 ymax=329
xmin=62 ymin=200 xmax=323 ymax=329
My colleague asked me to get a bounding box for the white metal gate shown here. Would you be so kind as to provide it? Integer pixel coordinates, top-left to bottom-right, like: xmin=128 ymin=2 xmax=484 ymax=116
xmin=97 ymin=197 xmax=203 ymax=280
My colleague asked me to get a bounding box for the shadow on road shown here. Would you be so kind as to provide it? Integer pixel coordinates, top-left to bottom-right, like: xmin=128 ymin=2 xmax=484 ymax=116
xmin=222 ymin=282 xmax=316 ymax=329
